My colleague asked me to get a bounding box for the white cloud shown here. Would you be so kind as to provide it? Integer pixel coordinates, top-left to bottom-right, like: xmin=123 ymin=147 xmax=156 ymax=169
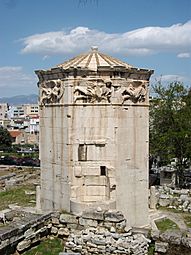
xmin=0 ymin=66 xmax=35 ymax=85
xmin=151 ymin=74 xmax=191 ymax=84
xmin=0 ymin=66 xmax=37 ymax=96
xmin=42 ymin=55 xmax=50 ymax=61
xmin=177 ymin=52 xmax=190 ymax=58
xmin=20 ymin=21 xmax=191 ymax=57
xmin=158 ymin=75 xmax=186 ymax=82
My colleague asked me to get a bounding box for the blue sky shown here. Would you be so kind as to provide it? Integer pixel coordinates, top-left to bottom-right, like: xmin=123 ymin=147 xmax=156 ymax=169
xmin=0 ymin=0 xmax=191 ymax=97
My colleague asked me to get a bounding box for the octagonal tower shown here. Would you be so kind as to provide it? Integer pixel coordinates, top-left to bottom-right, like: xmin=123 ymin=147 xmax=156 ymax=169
xmin=35 ymin=47 xmax=154 ymax=227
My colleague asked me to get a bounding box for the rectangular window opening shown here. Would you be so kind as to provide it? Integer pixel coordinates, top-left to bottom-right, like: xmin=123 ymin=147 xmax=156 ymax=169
xmin=100 ymin=166 xmax=106 ymax=176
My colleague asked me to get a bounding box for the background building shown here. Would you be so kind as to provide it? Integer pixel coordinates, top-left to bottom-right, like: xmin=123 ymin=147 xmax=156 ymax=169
xmin=0 ymin=103 xmax=39 ymax=146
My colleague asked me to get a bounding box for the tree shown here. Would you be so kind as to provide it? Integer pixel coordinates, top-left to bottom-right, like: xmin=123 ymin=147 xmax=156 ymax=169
xmin=0 ymin=126 xmax=12 ymax=151
xmin=150 ymin=81 xmax=191 ymax=187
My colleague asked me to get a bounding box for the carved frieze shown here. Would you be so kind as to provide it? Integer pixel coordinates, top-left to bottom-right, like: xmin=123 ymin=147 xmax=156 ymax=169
xmin=74 ymin=79 xmax=148 ymax=104
xmin=39 ymin=79 xmax=64 ymax=105
xmin=121 ymin=81 xmax=147 ymax=104
xmin=74 ymin=79 xmax=112 ymax=103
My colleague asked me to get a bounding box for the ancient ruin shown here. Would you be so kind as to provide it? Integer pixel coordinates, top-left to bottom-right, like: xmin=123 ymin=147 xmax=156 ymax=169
xmin=35 ymin=47 xmax=154 ymax=227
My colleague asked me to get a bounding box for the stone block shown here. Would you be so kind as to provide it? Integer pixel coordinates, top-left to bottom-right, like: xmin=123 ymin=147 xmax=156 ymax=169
xmin=150 ymin=229 xmax=160 ymax=240
xmin=180 ymin=189 xmax=189 ymax=195
xmin=31 ymin=235 xmax=41 ymax=244
xmin=150 ymin=186 xmax=157 ymax=209
xmin=65 ymin=241 xmax=77 ymax=249
xmin=83 ymin=195 xmax=105 ymax=202
xmin=107 ymin=167 xmax=115 ymax=178
xmin=71 ymin=186 xmax=81 ymax=199
xmin=58 ymin=227 xmax=70 ymax=236
xmin=0 ymin=239 xmax=10 ymax=250
xmin=24 ymin=228 xmax=35 ymax=239
xmin=92 ymin=237 xmax=106 ymax=245
xmin=86 ymin=241 xmax=97 ymax=248
xmin=73 ymin=245 xmax=83 ymax=252
xmin=35 ymin=226 xmax=48 ymax=236
xmin=109 ymin=177 xmax=116 ymax=187
xmin=155 ymin=241 xmax=168 ymax=253
xmin=67 ymin=223 xmax=78 ymax=230
xmin=52 ymin=217 xmax=60 ymax=225
xmin=84 ymin=176 xmax=108 ymax=186
xmin=82 ymin=167 xmax=100 ymax=176
xmin=51 ymin=226 xmax=58 ymax=235
xmin=116 ymin=219 xmax=126 ymax=230
xmin=104 ymin=210 xmax=124 ymax=222
xmin=110 ymin=226 xmax=116 ymax=233
xmin=103 ymin=221 xmax=113 ymax=229
xmin=9 ymin=235 xmax=20 ymax=244
xmin=79 ymin=218 xmax=98 ymax=227
xmin=160 ymin=230 xmax=182 ymax=245
xmin=82 ymin=233 xmax=92 ymax=242
xmin=158 ymin=195 xmax=171 ymax=207
xmin=84 ymin=185 xmax=108 ymax=196
xmin=182 ymin=200 xmax=189 ymax=210
xmin=82 ymin=209 xmax=104 ymax=221
xmin=60 ymin=214 xmax=78 ymax=224
xmin=74 ymin=166 xmax=82 ymax=177
xmin=3 ymin=209 xmax=15 ymax=221
xmin=17 ymin=239 xmax=31 ymax=252
xmin=182 ymin=236 xmax=191 ymax=248
xmin=180 ymin=194 xmax=189 ymax=201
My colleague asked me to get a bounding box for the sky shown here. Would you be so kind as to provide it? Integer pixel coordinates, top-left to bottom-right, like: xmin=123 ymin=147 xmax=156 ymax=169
xmin=0 ymin=0 xmax=191 ymax=97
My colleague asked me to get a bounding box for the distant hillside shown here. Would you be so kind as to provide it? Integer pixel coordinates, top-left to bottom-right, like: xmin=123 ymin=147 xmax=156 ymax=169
xmin=0 ymin=94 xmax=38 ymax=105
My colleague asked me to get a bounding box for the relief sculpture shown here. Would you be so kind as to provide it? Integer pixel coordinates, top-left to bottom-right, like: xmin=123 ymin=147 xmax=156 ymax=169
xmin=73 ymin=79 xmax=147 ymax=104
xmin=122 ymin=82 xmax=147 ymax=104
xmin=40 ymin=79 xmax=64 ymax=105
xmin=74 ymin=79 xmax=112 ymax=103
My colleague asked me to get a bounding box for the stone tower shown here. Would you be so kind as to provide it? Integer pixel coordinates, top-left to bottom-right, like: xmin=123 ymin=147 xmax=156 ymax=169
xmin=35 ymin=47 xmax=154 ymax=227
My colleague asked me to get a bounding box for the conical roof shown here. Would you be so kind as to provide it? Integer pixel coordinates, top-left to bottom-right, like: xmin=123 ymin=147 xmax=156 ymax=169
xmin=57 ymin=46 xmax=133 ymax=71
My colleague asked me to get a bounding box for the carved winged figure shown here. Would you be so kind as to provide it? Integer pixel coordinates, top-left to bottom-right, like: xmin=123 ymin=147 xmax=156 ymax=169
xmin=40 ymin=79 xmax=64 ymax=105
xmin=74 ymin=82 xmax=98 ymax=103
xmin=122 ymin=83 xmax=147 ymax=104
xmin=74 ymin=80 xmax=112 ymax=103
xmin=101 ymin=79 xmax=112 ymax=102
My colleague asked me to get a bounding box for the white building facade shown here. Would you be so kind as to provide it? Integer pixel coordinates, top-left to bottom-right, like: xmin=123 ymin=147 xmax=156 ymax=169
xmin=36 ymin=47 xmax=154 ymax=227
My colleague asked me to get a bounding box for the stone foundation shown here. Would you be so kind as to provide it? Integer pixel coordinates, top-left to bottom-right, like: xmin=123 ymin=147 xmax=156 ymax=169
xmin=1 ymin=208 xmax=190 ymax=254
xmin=0 ymin=211 xmax=52 ymax=255
xmin=62 ymin=209 xmax=150 ymax=254
xmin=0 ymin=209 xmax=150 ymax=255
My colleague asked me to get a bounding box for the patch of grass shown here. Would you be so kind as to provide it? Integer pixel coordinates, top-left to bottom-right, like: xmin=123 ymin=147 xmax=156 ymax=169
xmin=0 ymin=185 xmax=36 ymax=210
xmin=183 ymin=215 xmax=191 ymax=228
xmin=155 ymin=218 xmax=179 ymax=232
xmin=148 ymin=243 xmax=155 ymax=255
xmin=22 ymin=237 xmax=63 ymax=255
